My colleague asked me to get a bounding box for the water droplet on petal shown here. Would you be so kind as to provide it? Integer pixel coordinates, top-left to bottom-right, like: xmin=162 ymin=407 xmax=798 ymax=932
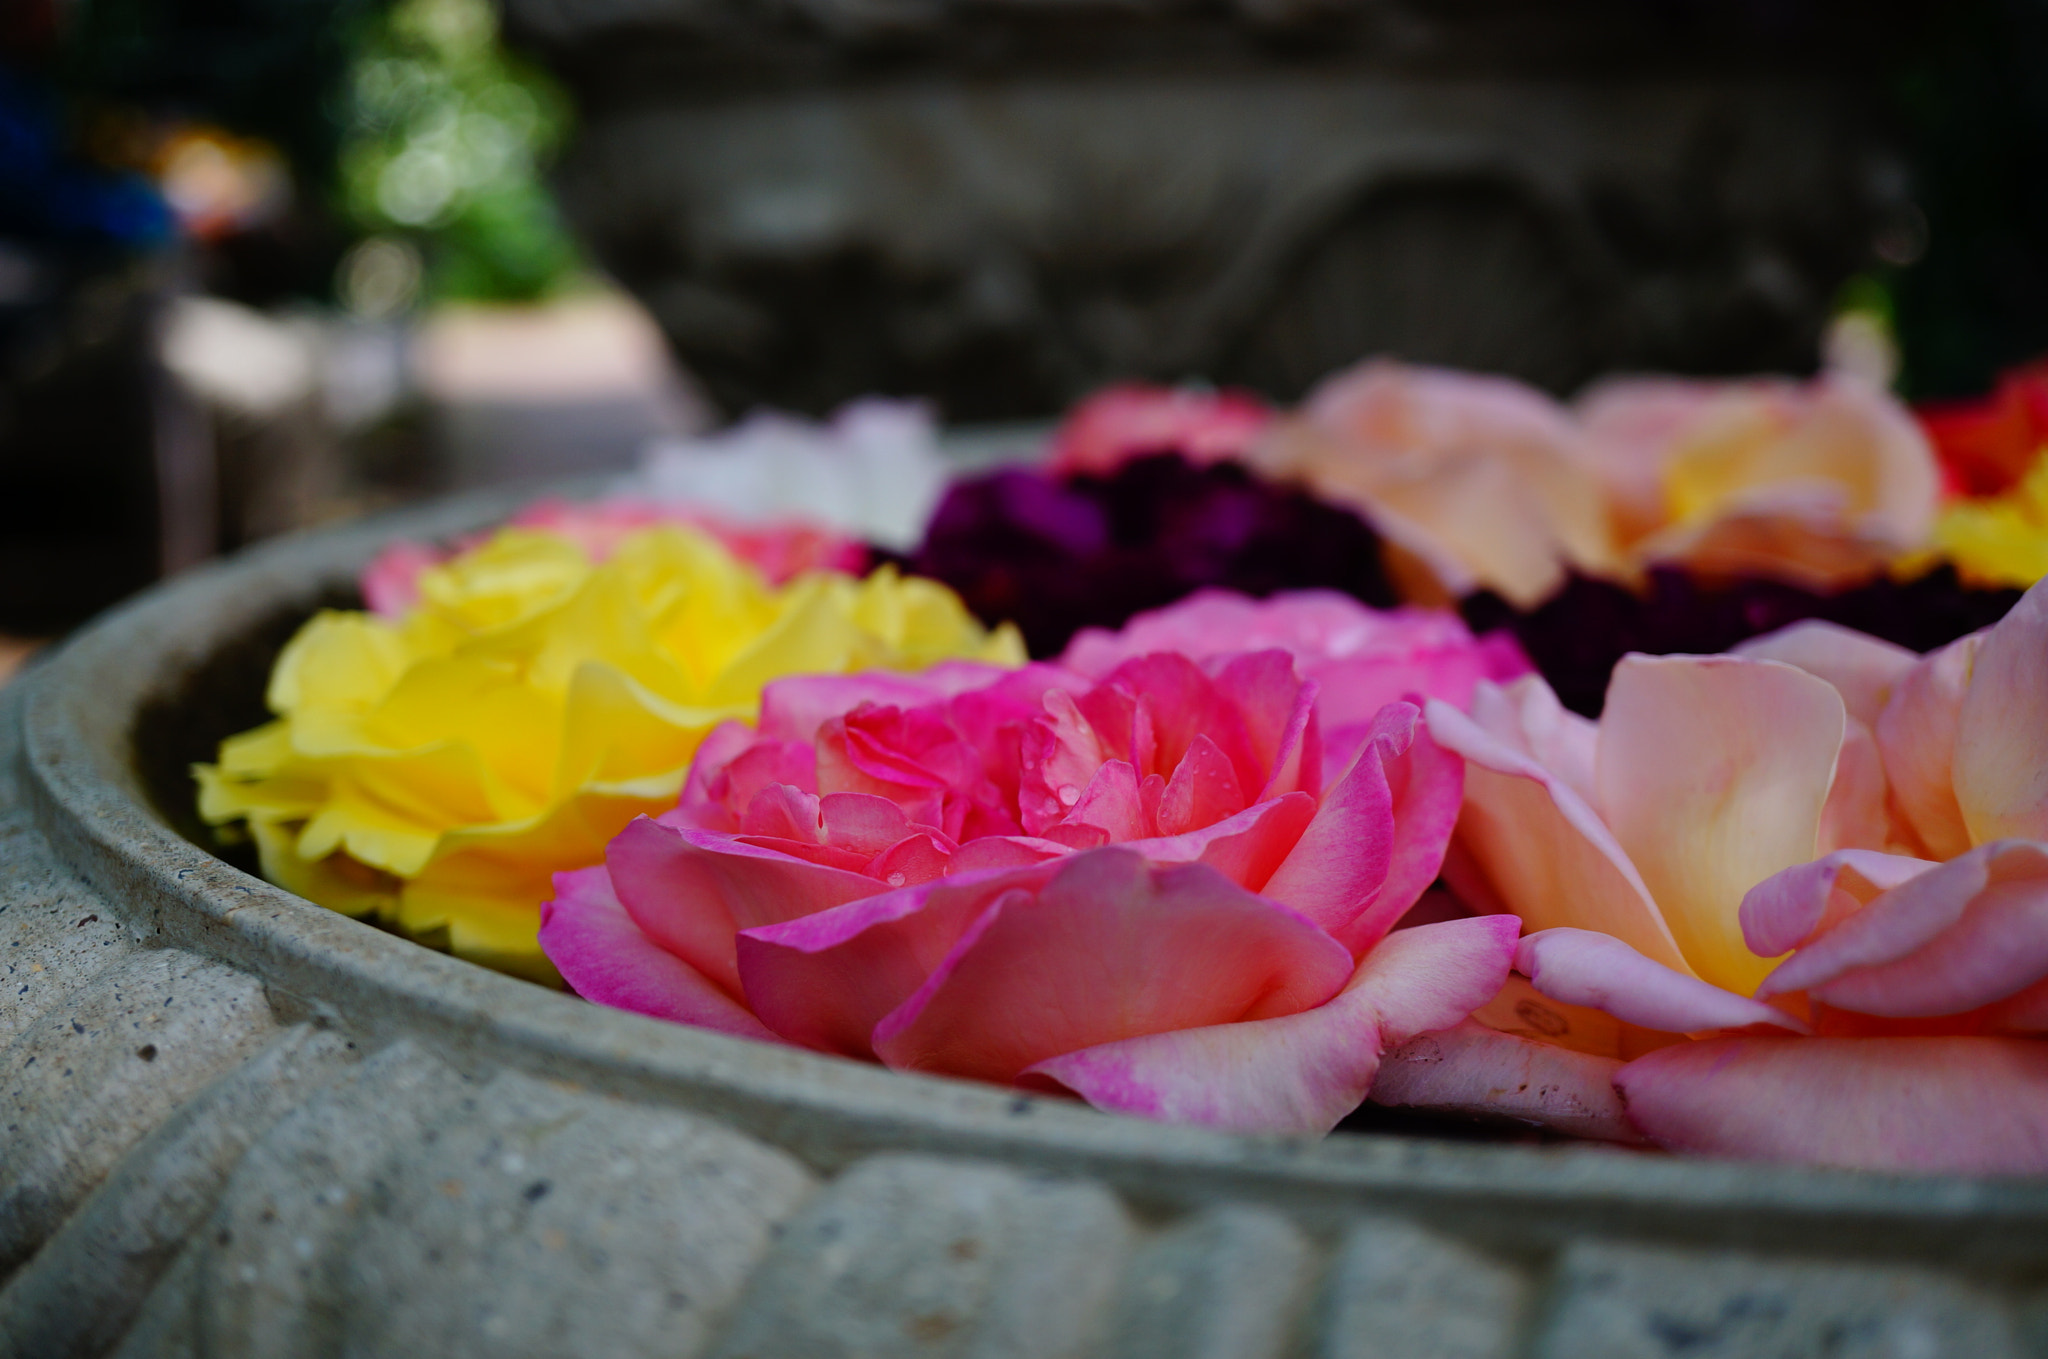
xmin=1057 ymin=784 xmax=1081 ymax=807
xmin=886 ymin=872 xmax=907 ymax=887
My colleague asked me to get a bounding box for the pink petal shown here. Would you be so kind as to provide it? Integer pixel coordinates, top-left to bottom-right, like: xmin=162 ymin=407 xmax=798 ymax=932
xmin=1424 ymin=695 xmax=1691 ymax=974
xmin=1758 ymin=841 xmax=2048 ymax=1017
xmin=1059 ymin=759 xmax=1147 ymax=842
xmin=865 ymin=833 xmax=954 ymax=887
xmin=671 ymin=721 xmax=797 ymax=831
xmin=1338 ymin=704 xmax=1466 ymax=956
xmin=742 ymin=784 xmax=824 ymax=841
xmin=1516 ymin=928 xmax=1807 ymax=1035
xmin=1019 ymin=689 xmax=1111 ymax=836
xmin=757 ymin=666 xmax=1011 ymax=743
xmin=607 ymin=817 xmax=882 ymax=993
xmin=359 ymin=540 xmax=445 ymax=619
xmin=1261 ymin=702 xmax=1461 ymax=956
xmin=538 ymin=866 xmax=779 ymax=1042
xmin=1208 ymin=649 xmax=1320 ymax=800
xmin=819 ymin=791 xmax=921 ymax=855
xmin=1097 ymin=653 xmax=1263 ymax=795
xmin=1025 ymin=915 xmax=1519 ymax=1134
xmin=736 ymin=864 xmax=1058 ymax=1057
xmin=1731 ymin=620 xmax=1918 ymax=727
xmin=1596 ymin=655 xmax=1847 ymax=996
xmin=1369 ymin=1020 xmax=1641 ymax=1144
xmin=1739 ymin=848 xmax=1937 ymax=957
xmin=1615 ymin=1036 xmax=2048 ymax=1172
xmin=873 ymin=850 xmax=1356 ymax=1084
xmin=1817 ymin=717 xmax=1891 ymax=857
xmin=1874 ymin=633 xmax=1980 ymax=861
xmin=1157 ymin=732 xmax=1249 ymax=835
xmin=1124 ymin=792 xmax=1316 ymax=892
xmin=946 ymin=836 xmax=1072 ymax=874
xmin=1955 ymin=578 xmax=2048 ymax=845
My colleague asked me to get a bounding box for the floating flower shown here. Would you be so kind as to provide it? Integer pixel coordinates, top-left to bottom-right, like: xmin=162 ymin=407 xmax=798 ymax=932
xmin=1924 ymin=451 xmax=2048 ymax=589
xmin=1046 ymin=383 xmax=1273 ymax=477
xmin=1255 ymin=360 xmax=1620 ymax=607
xmin=359 ymin=497 xmax=868 ymax=618
xmin=1915 ymin=357 xmax=2048 ymax=497
xmin=639 ymin=398 xmax=951 ymax=552
xmin=1578 ymin=372 xmax=1940 ymax=590
xmin=906 ymin=453 xmax=1397 ymax=657
xmin=195 ymin=524 xmax=1021 ymax=980
xmin=542 ymin=599 xmax=1521 ymax=1132
xmin=1086 ymin=362 xmax=1942 ymax=608
xmin=1396 ymin=579 xmax=2048 ymax=1171
xmin=1062 ymin=589 xmax=1532 ymax=775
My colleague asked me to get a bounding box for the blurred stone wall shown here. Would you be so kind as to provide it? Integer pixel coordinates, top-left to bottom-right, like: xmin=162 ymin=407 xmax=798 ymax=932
xmin=504 ymin=0 xmax=1924 ymax=420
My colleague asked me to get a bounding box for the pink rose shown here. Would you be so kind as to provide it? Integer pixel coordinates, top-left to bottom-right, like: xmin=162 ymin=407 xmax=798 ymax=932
xmin=358 ymin=496 xmax=868 ymax=618
xmin=1062 ymin=588 xmax=1533 ymax=779
xmin=1393 ymin=578 xmax=2048 ymax=1171
xmin=1047 ymin=383 xmax=1273 ymax=476
xmin=540 ymin=642 xmax=1517 ymax=1134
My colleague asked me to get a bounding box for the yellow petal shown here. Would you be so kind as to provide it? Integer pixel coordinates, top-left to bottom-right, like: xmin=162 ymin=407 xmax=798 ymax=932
xmin=1596 ymin=655 xmax=1845 ymax=995
xmin=266 ymin=611 xmax=410 ymax=717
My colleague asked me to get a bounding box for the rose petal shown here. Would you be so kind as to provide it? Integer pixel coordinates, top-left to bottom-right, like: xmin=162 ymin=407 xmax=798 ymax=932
xmin=1875 ymin=633 xmax=1980 ymax=861
xmin=1597 ymin=655 xmax=1846 ymax=995
xmin=1615 ymin=1035 xmax=2048 ymax=1173
xmin=1817 ymin=717 xmax=1891 ymax=857
xmin=1059 ymin=759 xmax=1147 ymax=842
xmin=1256 ymin=711 xmax=1398 ymax=939
xmin=607 ymin=817 xmax=882 ymax=993
xmin=1027 ymin=915 xmax=1519 ymax=1135
xmin=1955 ymin=579 xmax=2048 ymax=845
xmin=1338 ymin=705 xmax=1466 ymax=957
xmin=1123 ymin=792 xmax=1317 ymax=893
xmin=538 ymin=866 xmax=779 ymax=1041
xmin=1157 ymin=732 xmax=1249 ymax=836
xmin=1731 ymin=619 xmax=1918 ymax=727
xmin=1739 ymin=848 xmax=1937 ymax=958
xmin=736 ymin=864 xmax=1059 ymax=1056
xmin=1516 ymin=928 xmax=1807 ymax=1035
xmin=872 ymin=849 xmax=1355 ymax=1084
xmin=1758 ymin=841 xmax=2048 ymax=1017
xmin=1368 ymin=1019 xmax=1641 ymax=1143
xmin=1425 ymin=695 xmax=1691 ymax=974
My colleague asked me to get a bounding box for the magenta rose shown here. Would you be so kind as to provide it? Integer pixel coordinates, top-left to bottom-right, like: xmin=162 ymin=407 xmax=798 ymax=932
xmin=540 ymin=642 xmax=1517 ymax=1133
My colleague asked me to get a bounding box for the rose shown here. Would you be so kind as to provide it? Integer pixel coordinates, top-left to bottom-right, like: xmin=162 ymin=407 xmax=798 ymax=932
xmin=1578 ymin=372 xmax=1940 ymax=591
xmin=196 ymin=523 xmax=1022 ymax=980
xmin=1925 ymin=455 xmax=2048 ymax=589
xmin=1062 ymin=588 xmax=1532 ymax=777
xmin=1394 ymin=579 xmax=2048 ymax=1171
xmin=359 ymin=496 xmax=867 ymax=618
xmin=541 ymin=607 xmax=1521 ymax=1132
xmin=1043 ymin=363 xmax=1940 ymax=610
xmin=1915 ymin=356 xmax=2048 ymax=497
xmin=1256 ymin=359 xmax=1620 ymax=608
xmin=1046 ymin=383 xmax=1273 ymax=477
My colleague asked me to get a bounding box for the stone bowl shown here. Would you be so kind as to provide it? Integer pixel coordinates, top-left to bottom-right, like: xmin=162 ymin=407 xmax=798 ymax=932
xmin=3 ymin=488 xmax=2045 ymax=1359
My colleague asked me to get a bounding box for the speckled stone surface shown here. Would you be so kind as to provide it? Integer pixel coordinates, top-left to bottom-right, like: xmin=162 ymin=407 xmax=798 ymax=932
xmin=3 ymin=488 xmax=2048 ymax=1358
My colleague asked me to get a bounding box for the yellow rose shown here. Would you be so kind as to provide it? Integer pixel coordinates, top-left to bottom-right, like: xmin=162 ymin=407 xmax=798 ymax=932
xmin=195 ymin=524 xmax=1024 ymax=981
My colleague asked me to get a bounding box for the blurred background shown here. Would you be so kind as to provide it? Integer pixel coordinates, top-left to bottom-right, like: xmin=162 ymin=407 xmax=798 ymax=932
xmin=3 ymin=0 xmax=2046 ymax=676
